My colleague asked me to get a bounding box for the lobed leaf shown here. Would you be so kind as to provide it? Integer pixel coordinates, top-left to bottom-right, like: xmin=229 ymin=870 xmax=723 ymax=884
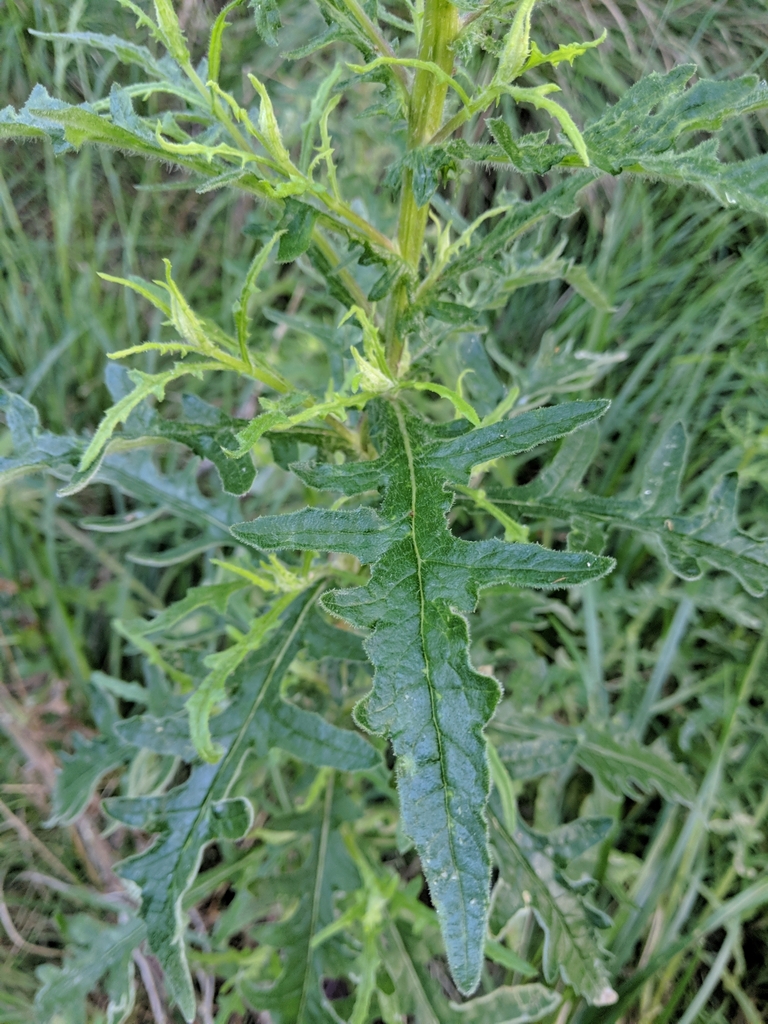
xmin=35 ymin=916 xmax=144 ymax=1024
xmin=134 ymin=394 xmax=258 ymax=495
xmin=452 ymin=984 xmax=562 ymax=1023
xmin=239 ymin=782 xmax=360 ymax=1022
xmin=490 ymin=811 xmax=618 ymax=1007
xmin=0 ymin=388 xmax=83 ymax=484
xmin=48 ymin=689 xmax=132 ymax=826
xmin=232 ymin=398 xmax=613 ymax=994
xmin=232 ymin=506 xmax=412 ymax=563
xmin=249 ymin=0 xmax=281 ymax=46
xmin=494 ymin=716 xmax=694 ymax=806
xmin=28 ymin=30 xmax=169 ymax=79
xmin=576 ymin=725 xmax=695 ymax=805
xmin=489 ymin=422 xmax=768 ymax=596
xmin=106 ymin=588 xmax=378 ymax=1020
xmin=584 ymin=66 xmax=768 ymax=215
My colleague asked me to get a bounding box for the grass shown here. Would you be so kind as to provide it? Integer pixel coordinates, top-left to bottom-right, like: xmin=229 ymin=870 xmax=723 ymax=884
xmin=1 ymin=1 xmax=767 ymax=1021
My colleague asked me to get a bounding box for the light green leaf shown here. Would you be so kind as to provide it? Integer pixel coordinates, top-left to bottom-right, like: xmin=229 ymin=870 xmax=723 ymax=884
xmin=129 ymin=581 xmax=246 ymax=637
xmin=116 ymin=712 xmax=197 ymax=760
xmin=440 ymin=172 xmax=596 ymax=283
xmin=523 ymin=31 xmax=607 ymax=72
xmin=239 ymin=779 xmax=358 ymax=1022
xmin=187 ymin=591 xmax=298 ymax=762
xmin=488 ymin=120 xmax=570 ymax=174
xmin=506 ymin=85 xmax=589 ymax=166
xmin=496 ymin=734 xmax=577 ymax=780
xmin=230 ymin=389 xmax=372 ymax=457
xmin=639 ymin=143 xmax=768 ymax=216
xmin=30 ymin=95 xmax=172 ymax=158
xmin=153 ymin=0 xmax=191 ymax=64
xmin=409 ymin=381 xmax=481 ymax=426
xmin=539 ymin=816 xmax=614 ymax=862
xmin=0 ymin=388 xmax=82 ymax=484
xmin=60 ymin=363 xmax=212 ymax=494
xmin=494 ymin=0 xmax=536 ymax=84
xmin=98 ymin=450 xmax=236 ymax=537
xmin=248 ymin=398 xmax=612 ymax=994
xmin=208 ymin=0 xmax=246 ymax=83
xmin=494 ymin=715 xmax=694 ymax=805
xmin=564 ymin=264 xmax=615 ymax=312
xmin=483 ymin=940 xmax=537 ymax=977
xmin=247 ymin=73 xmax=292 ymax=167
xmin=90 ymin=671 xmax=149 ymax=705
xmin=0 ymin=84 xmax=72 ymax=151
xmin=234 ymin=231 xmax=283 ymax=359
xmin=29 ymin=30 xmax=168 ymax=78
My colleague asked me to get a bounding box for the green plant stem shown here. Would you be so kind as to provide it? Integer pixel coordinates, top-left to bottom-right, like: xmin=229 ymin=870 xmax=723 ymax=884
xmin=385 ymin=0 xmax=459 ymax=370
xmin=339 ymin=0 xmax=410 ymax=94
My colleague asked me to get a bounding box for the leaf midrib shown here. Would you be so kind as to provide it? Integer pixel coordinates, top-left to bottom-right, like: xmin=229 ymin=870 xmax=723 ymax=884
xmin=174 ymin=586 xmax=320 ymax=895
xmin=393 ymin=401 xmax=469 ymax=967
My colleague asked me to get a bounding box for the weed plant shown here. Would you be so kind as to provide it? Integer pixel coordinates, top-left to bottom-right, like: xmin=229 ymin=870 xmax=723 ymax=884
xmin=1 ymin=1 xmax=767 ymax=1022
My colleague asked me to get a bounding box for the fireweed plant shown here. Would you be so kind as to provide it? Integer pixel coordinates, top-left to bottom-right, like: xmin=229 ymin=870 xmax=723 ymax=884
xmin=2 ymin=0 xmax=768 ymax=1020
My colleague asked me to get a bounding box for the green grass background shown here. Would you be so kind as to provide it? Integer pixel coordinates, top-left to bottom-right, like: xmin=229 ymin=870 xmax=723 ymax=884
xmin=1 ymin=1 xmax=768 ymax=1021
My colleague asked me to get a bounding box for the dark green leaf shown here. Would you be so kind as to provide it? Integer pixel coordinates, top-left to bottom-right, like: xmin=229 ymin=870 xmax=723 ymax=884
xmin=105 ymin=589 xmax=378 ymax=1021
xmin=135 ymin=394 xmax=256 ymax=495
xmin=249 ymin=0 xmax=281 ymax=46
xmin=277 ymin=198 xmax=319 ymax=263
xmin=428 ymin=399 xmax=610 ymax=480
xmin=238 ymin=399 xmax=613 ymax=994
xmin=368 ymin=262 xmax=403 ymax=302
xmin=304 ymin=608 xmax=368 ymax=662
xmin=231 ymin=507 xmax=411 ymax=563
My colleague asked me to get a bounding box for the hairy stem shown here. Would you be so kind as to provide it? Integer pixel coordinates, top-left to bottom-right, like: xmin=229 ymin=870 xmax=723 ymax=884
xmin=385 ymin=0 xmax=459 ymax=369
